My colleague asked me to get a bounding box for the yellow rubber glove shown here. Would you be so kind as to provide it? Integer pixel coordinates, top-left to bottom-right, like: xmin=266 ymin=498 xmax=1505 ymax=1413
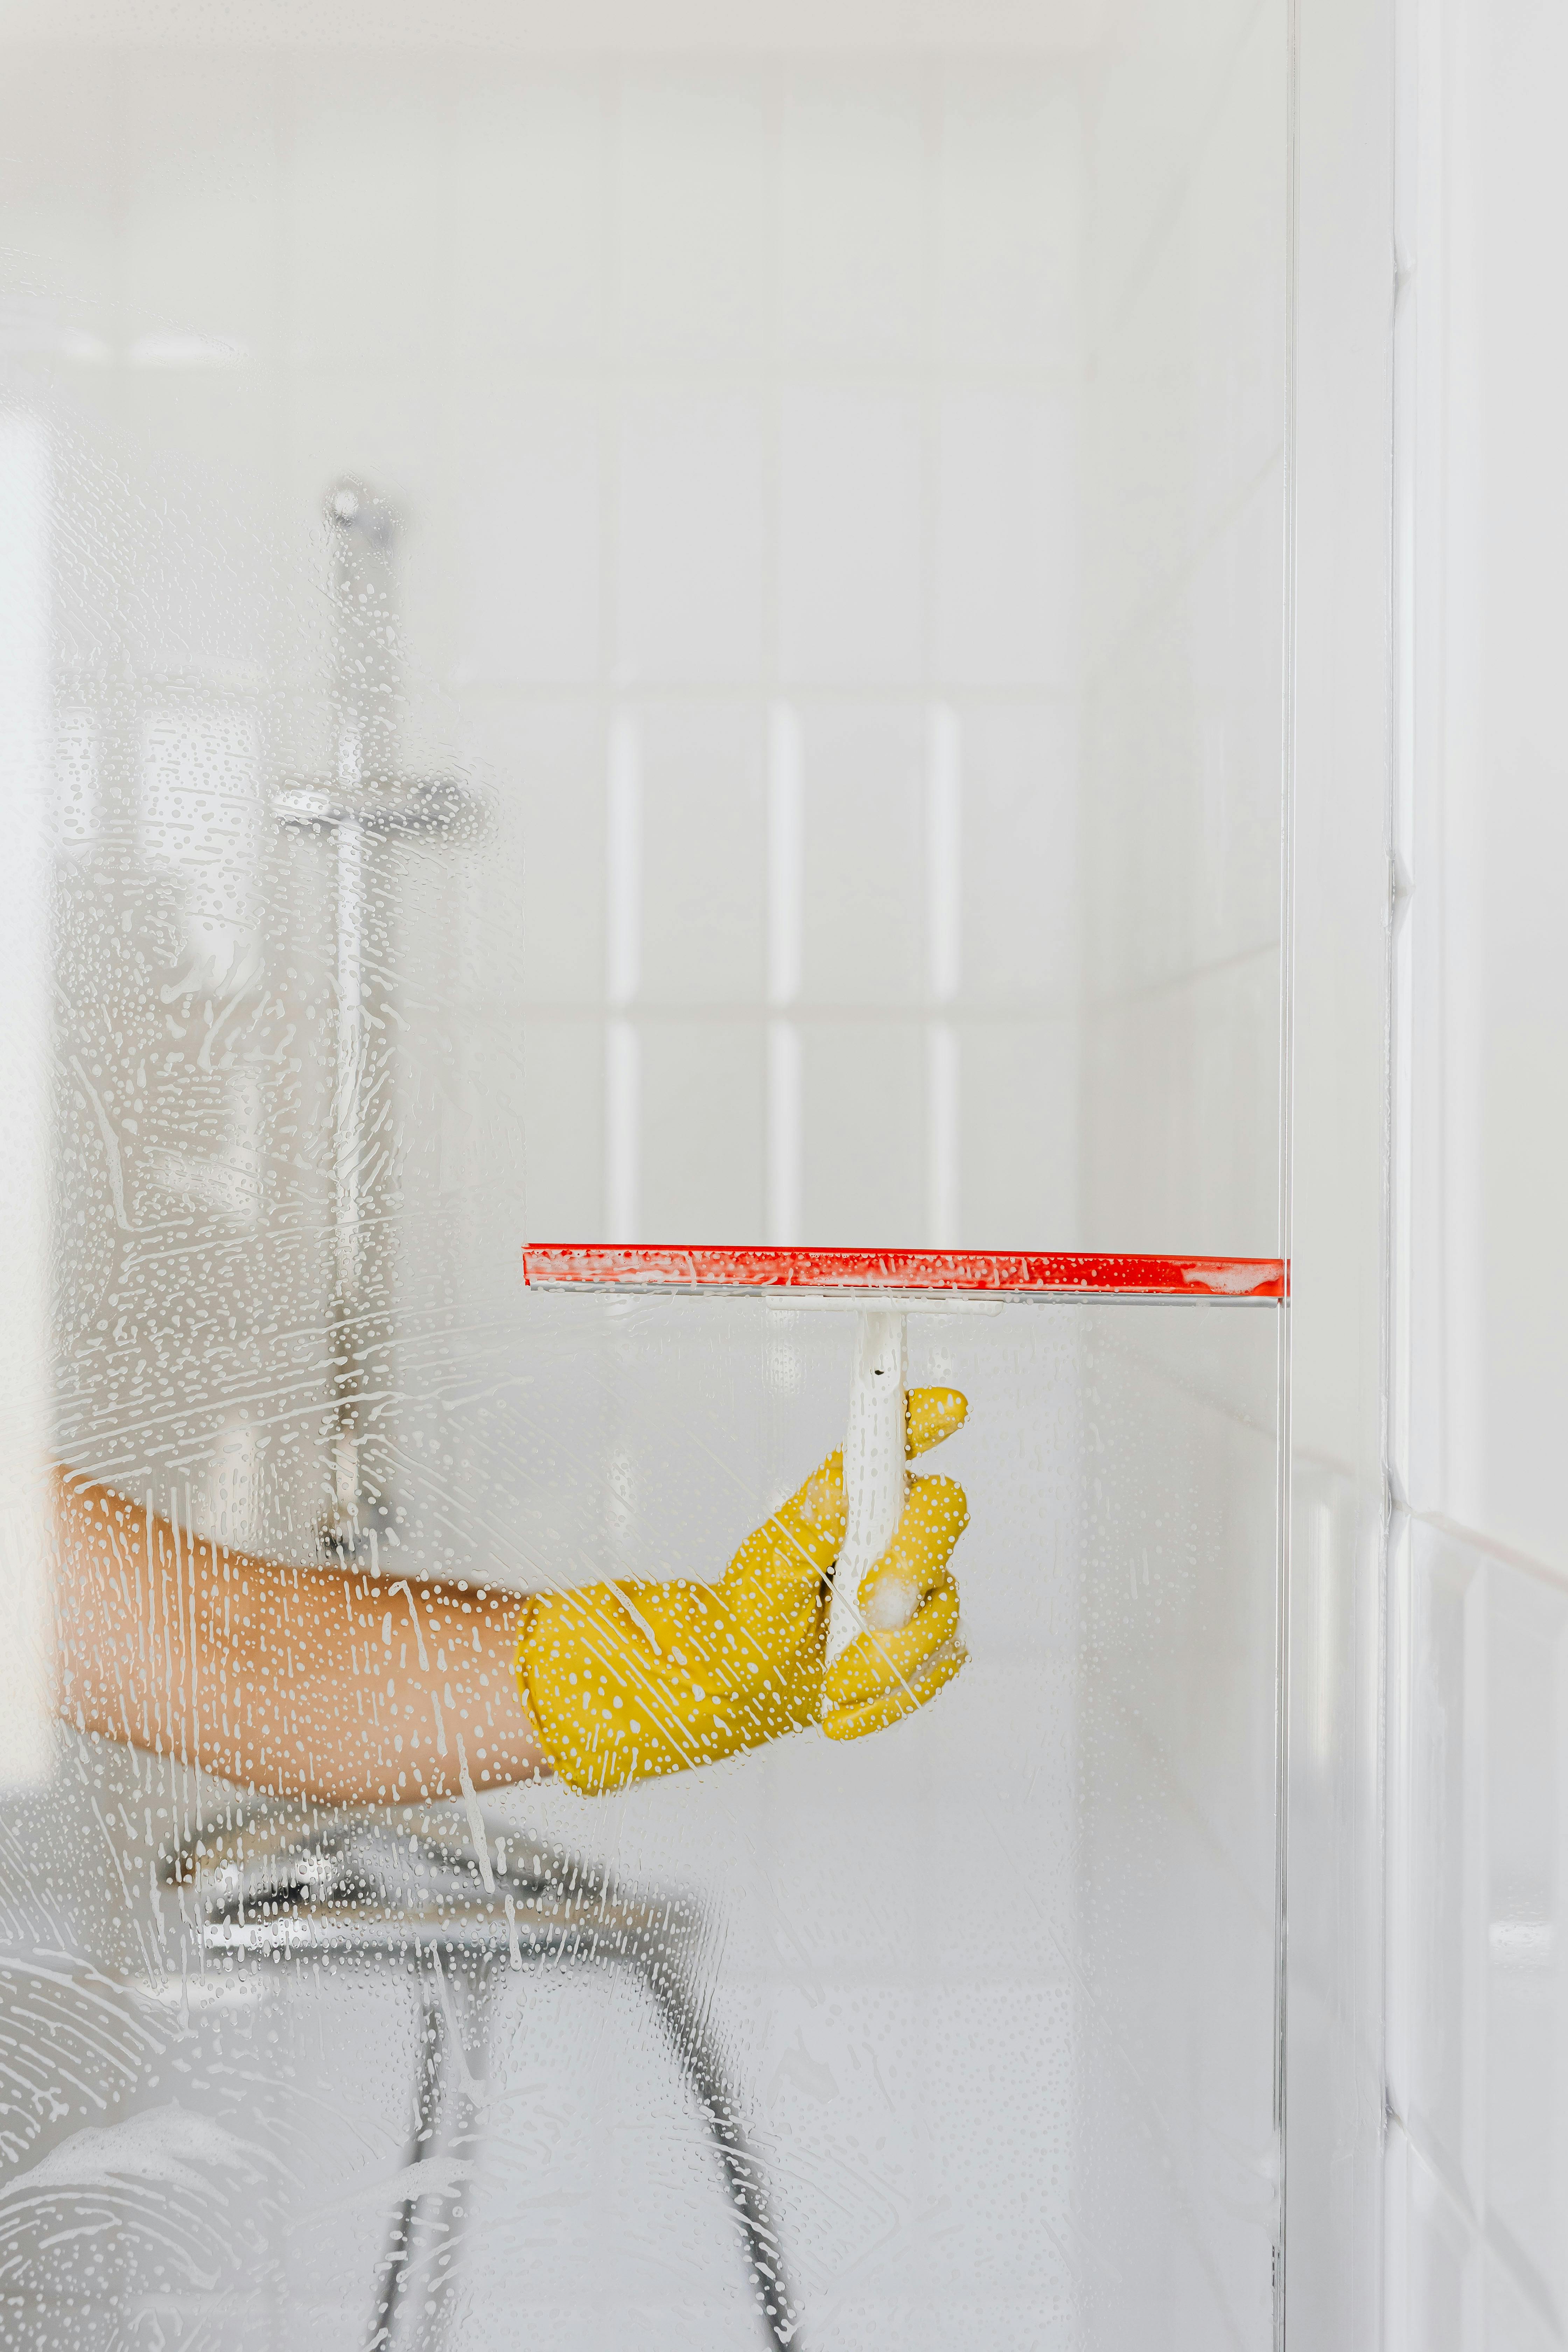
xmin=515 ymin=1388 xmax=969 ymax=1794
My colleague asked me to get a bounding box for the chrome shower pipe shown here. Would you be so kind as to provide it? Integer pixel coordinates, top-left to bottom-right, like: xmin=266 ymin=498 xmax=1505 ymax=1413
xmin=277 ymin=478 xmax=479 ymax=1563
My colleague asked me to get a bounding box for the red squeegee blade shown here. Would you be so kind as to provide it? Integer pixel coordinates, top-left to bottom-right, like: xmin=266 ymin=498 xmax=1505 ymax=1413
xmin=522 ymin=1244 xmax=1287 ymax=1301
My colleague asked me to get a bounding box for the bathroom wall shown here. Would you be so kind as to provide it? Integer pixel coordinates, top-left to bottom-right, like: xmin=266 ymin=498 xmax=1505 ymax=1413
xmin=1077 ymin=0 xmax=1287 ymax=1264
xmin=0 ymin=7 xmax=1296 ymax=1524
xmin=1072 ymin=0 xmax=1292 ymax=2332
xmin=2 ymin=26 xmax=1094 ymax=1569
xmin=1386 ymin=0 xmax=1568 ymax=2342
xmin=0 ymin=29 xmax=1087 ymax=1262
xmin=1288 ymin=0 xmax=1394 ymax=2341
xmin=1 ymin=7 xmax=1295 ymax=1271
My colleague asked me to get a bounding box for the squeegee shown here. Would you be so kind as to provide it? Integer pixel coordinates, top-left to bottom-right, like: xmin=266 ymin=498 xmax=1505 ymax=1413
xmin=522 ymin=1245 xmax=1287 ymax=1671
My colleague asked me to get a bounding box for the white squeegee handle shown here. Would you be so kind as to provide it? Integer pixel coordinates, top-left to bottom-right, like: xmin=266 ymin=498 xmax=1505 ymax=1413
xmin=825 ymin=1308 xmax=908 ymax=1672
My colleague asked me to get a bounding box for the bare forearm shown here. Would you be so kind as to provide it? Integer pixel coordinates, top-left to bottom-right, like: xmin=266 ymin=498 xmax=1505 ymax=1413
xmin=50 ymin=1470 xmax=548 ymax=1806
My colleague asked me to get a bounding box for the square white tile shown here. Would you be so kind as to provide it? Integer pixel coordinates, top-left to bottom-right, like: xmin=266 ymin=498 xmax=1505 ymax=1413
xmin=1083 ymin=460 xmax=1284 ymax=1001
xmin=615 ymin=68 xmax=770 ymax=369
xmin=520 ymin=1013 xmax=603 ymax=1240
xmin=286 ymin=54 xmax=448 ymax=372
xmin=801 ymin=1019 xmax=924 ymax=1247
xmin=638 ymin=700 xmax=765 ymax=1005
xmin=957 ymin=1019 xmax=1078 ymax=1249
xmin=777 ymin=69 xmax=924 ymax=369
xmin=1403 ymin=2134 xmax=1484 ymax=2352
xmin=778 ymin=387 xmax=924 ymax=687
xmin=936 ymin=68 xmax=1081 ymax=376
xmin=1484 ymin=2247 xmax=1564 ymax=2352
xmin=797 ymin=701 xmax=923 ymax=1007
xmin=457 ymin=694 xmax=607 ymax=1005
xmin=640 ymin=1019 xmax=765 ymax=1244
xmin=120 ymin=49 xmax=282 ymax=362
xmin=615 ymin=390 xmax=766 ymax=684
xmin=934 ymin=388 xmax=1076 ymax=690
xmin=452 ymin=379 xmax=603 ymax=685
xmin=1485 ymin=1558 xmax=1568 ymax=2317
xmin=0 ymin=51 xmax=117 ymax=320
xmin=1082 ymin=0 xmax=1262 ymax=350
xmin=1079 ymin=945 xmax=1282 ymax=1258
xmin=452 ymin=65 xmax=608 ymax=366
xmin=1083 ymin=2 xmax=1285 ymax=662
xmin=1405 ymin=1521 xmax=1485 ymax=2216
xmin=956 ymin=699 xmax=1080 ymax=1009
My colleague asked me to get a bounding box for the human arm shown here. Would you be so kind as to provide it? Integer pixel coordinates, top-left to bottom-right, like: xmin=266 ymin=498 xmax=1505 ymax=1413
xmin=49 ymin=1472 xmax=546 ymax=1808
xmin=49 ymin=1385 xmax=971 ymax=1806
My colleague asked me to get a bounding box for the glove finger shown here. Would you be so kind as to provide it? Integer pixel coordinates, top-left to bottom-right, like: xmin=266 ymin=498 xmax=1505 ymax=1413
xmin=732 ymin=1394 xmax=961 ymax=1612
xmin=822 ymin=1634 xmax=968 ymax=1741
xmin=824 ymin=1564 xmax=961 ymax=1713
xmin=905 ymin=1386 xmax=967 ymax=1460
xmin=729 ymin=1449 xmax=846 ymax=1605
xmin=824 ymin=1470 xmax=966 ymax=1712
xmin=858 ymin=1470 xmax=967 ymax=1623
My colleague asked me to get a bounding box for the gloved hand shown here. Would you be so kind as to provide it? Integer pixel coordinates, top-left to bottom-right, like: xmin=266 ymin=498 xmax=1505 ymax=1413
xmin=515 ymin=1388 xmax=970 ymax=1794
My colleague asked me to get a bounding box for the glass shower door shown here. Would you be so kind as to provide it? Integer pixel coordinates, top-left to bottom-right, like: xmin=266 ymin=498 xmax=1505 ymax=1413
xmin=0 ymin=4 xmax=1290 ymax=2344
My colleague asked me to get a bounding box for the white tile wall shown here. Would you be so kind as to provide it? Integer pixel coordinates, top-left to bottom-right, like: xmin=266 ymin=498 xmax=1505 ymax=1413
xmin=0 ymin=52 xmax=117 ymax=317
xmin=954 ymin=700 xmax=1079 ymax=1006
xmin=120 ymin=51 xmax=282 ymax=359
xmin=1390 ymin=1523 xmax=1568 ymax=2350
xmin=1388 ymin=0 xmax=1568 ymax=2341
xmin=798 ymin=700 xmax=925 ymax=1008
xmin=451 ymin=70 xmax=608 ymax=367
xmin=616 ymin=72 xmax=771 ymax=368
xmin=638 ymin=700 xmax=766 ymax=1003
xmin=1287 ymin=0 xmax=1393 ymax=2336
xmin=454 ymin=383 xmax=603 ymax=686
xmin=1080 ymin=0 xmax=1262 ymax=356
xmin=1080 ymin=946 xmax=1281 ymax=1255
xmin=1393 ymin=2122 xmax=1485 ymax=2352
xmin=1400 ymin=1523 xmax=1484 ymax=2211
xmin=933 ymin=389 xmax=1077 ymax=689
xmin=802 ymin=1021 xmax=926 ymax=1246
xmin=1395 ymin=0 xmax=1568 ymax=1579
xmin=616 ymin=391 xmax=768 ymax=684
xmin=776 ymin=388 xmax=925 ymax=687
xmin=935 ymin=71 xmax=1080 ymax=373
xmin=1084 ymin=8 xmax=1284 ymax=662
xmin=460 ymin=699 xmax=607 ymax=1002
xmin=1485 ymin=1573 xmax=1568 ymax=2309
xmin=1 ymin=40 xmax=1126 ymax=1256
xmin=120 ymin=373 xmax=280 ymax=678
xmin=514 ymin=1017 xmax=603 ymax=1237
xmin=958 ymin=1019 xmax=1078 ymax=1249
xmin=1488 ymin=2253 xmax=1564 ymax=2352
xmin=288 ymin=60 xmax=449 ymax=373
xmin=640 ymin=1018 xmax=765 ymax=1241
xmin=1083 ymin=469 xmax=1285 ymax=1006
xmin=778 ymin=74 xmax=925 ymax=367
xmin=1077 ymin=0 xmax=1286 ymax=1262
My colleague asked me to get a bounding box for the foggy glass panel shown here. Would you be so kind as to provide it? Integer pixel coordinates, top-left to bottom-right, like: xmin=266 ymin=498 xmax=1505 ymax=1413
xmin=0 ymin=10 xmax=1287 ymax=2348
